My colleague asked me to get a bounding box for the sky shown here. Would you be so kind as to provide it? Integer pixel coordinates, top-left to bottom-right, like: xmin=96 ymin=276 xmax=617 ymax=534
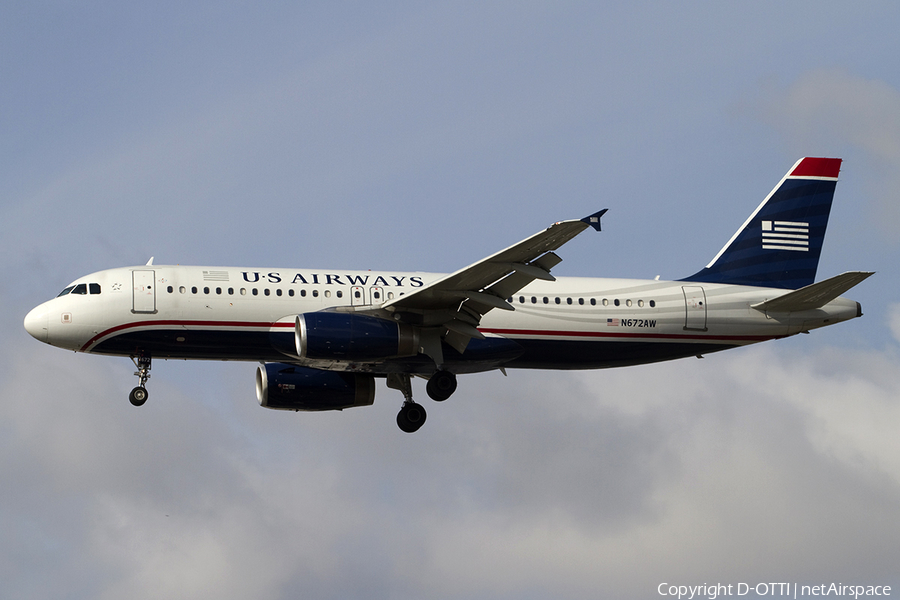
xmin=2 ymin=2 xmax=900 ymax=598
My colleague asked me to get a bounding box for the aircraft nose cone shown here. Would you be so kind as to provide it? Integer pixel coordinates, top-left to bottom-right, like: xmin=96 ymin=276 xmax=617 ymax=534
xmin=24 ymin=304 xmax=50 ymax=343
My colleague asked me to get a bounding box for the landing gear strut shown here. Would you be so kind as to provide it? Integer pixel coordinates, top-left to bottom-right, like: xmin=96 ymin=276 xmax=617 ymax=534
xmin=129 ymin=354 xmax=151 ymax=406
xmin=387 ymin=373 xmax=426 ymax=433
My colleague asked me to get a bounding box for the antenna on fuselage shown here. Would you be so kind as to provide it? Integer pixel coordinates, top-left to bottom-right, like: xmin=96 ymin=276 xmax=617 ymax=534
xmin=146 ymin=257 xmax=154 ymax=266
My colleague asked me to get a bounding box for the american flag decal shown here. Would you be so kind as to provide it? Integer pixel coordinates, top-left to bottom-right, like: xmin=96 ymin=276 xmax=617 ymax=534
xmin=203 ymin=270 xmax=230 ymax=281
xmin=607 ymin=318 xmax=619 ymax=326
xmin=761 ymin=220 xmax=809 ymax=252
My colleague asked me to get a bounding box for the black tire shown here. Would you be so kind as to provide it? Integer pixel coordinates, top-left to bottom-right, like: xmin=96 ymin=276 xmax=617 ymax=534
xmin=396 ymin=402 xmax=427 ymax=433
xmin=426 ymin=370 xmax=457 ymax=402
xmin=129 ymin=386 xmax=148 ymax=407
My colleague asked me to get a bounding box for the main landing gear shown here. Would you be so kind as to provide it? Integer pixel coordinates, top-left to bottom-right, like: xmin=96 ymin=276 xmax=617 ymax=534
xmin=129 ymin=355 xmax=151 ymax=407
xmin=388 ymin=370 xmax=458 ymax=433
xmin=387 ymin=373 xmax=425 ymax=433
xmin=426 ymin=370 xmax=457 ymax=401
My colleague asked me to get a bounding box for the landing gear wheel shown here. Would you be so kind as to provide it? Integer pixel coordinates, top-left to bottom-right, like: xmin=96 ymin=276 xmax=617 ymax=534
xmin=426 ymin=370 xmax=457 ymax=401
xmin=397 ymin=402 xmax=427 ymax=433
xmin=129 ymin=354 xmax=152 ymax=406
xmin=129 ymin=386 xmax=148 ymax=407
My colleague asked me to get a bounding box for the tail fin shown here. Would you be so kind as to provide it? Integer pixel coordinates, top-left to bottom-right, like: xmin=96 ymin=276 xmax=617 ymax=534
xmin=681 ymin=157 xmax=841 ymax=290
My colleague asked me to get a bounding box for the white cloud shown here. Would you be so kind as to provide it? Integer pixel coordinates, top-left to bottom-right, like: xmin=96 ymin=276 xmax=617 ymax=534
xmin=6 ymin=337 xmax=898 ymax=599
xmin=755 ymin=69 xmax=900 ymax=238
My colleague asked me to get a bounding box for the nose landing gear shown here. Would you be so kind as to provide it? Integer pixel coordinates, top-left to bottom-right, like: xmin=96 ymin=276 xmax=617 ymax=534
xmin=129 ymin=355 xmax=151 ymax=406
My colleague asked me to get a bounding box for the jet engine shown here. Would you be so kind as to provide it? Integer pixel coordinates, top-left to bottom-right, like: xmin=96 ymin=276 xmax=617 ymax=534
xmin=295 ymin=312 xmax=418 ymax=360
xmin=256 ymin=363 xmax=375 ymax=411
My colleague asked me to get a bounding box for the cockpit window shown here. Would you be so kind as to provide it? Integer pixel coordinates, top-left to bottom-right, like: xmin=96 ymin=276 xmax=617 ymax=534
xmin=56 ymin=282 xmax=100 ymax=297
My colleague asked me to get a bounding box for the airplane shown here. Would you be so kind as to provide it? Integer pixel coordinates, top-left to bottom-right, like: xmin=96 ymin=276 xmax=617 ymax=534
xmin=24 ymin=157 xmax=872 ymax=432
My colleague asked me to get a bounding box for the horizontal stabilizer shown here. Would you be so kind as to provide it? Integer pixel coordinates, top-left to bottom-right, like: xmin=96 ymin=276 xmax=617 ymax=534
xmin=751 ymin=271 xmax=874 ymax=313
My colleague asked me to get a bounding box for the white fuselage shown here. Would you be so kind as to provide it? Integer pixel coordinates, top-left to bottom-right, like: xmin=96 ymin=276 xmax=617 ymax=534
xmin=24 ymin=265 xmax=861 ymax=374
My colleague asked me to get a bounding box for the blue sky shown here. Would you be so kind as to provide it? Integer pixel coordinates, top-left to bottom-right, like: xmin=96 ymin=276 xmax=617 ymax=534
xmin=3 ymin=3 xmax=900 ymax=599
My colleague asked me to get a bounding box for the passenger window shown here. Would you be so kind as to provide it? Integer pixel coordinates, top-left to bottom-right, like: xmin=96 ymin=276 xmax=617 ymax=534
xmin=519 ymin=296 xmax=525 ymax=303
xmin=89 ymin=283 xmax=101 ymax=294
xmin=354 ymin=290 xmax=361 ymax=299
xmin=336 ymin=290 xmax=343 ymax=299
xmin=276 ymin=289 xmax=282 ymax=297
xmin=531 ymin=297 xmax=537 ymax=304
xmin=312 ymin=290 xmax=319 ymax=298
xmin=57 ymin=286 xmax=75 ymax=297
xmin=72 ymin=284 xmax=88 ymax=295
xmin=567 ymin=298 xmax=572 ymax=305
xmin=325 ymin=290 xmax=332 ymax=298
xmin=288 ymin=289 xmax=294 ymax=297
xmin=543 ymin=297 xmax=549 ymax=304
xmin=650 ymin=300 xmax=656 ymax=308
xmin=179 ymin=286 xmax=186 ymax=294
xmin=192 ymin=287 xmax=198 ymax=294
xmin=240 ymin=288 xmax=247 ymax=295
xmin=228 ymin=288 xmax=234 ymax=295
xmin=216 ymin=287 xmax=222 ymax=295
xmin=301 ymin=290 xmax=307 ymax=297
xmin=167 ymin=286 xmax=173 ymax=294
xmin=252 ymin=289 xmax=258 ymax=296
xmin=591 ymin=298 xmax=597 ymax=306
xmin=264 ymin=289 xmax=270 ymax=296
xmin=554 ymin=297 xmax=561 ymax=305
xmin=578 ymin=298 xmax=584 ymax=305
xmin=204 ymin=287 xmax=210 ymax=294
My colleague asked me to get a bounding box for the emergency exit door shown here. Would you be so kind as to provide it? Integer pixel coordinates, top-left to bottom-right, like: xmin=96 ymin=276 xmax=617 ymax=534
xmin=682 ymin=286 xmax=707 ymax=331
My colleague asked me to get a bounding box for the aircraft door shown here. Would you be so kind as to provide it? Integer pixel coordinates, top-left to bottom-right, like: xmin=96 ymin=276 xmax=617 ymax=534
xmin=682 ymin=286 xmax=707 ymax=331
xmin=370 ymin=286 xmax=384 ymax=305
xmin=133 ymin=270 xmax=157 ymax=314
xmin=350 ymin=286 xmax=365 ymax=306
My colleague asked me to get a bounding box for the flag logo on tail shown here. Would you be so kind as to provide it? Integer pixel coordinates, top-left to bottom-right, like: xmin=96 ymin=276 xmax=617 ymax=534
xmin=762 ymin=220 xmax=809 ymax=252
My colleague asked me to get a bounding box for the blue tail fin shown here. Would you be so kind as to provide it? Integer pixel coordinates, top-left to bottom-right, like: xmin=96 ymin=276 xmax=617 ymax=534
xmin=681 ymin=157 xmax=841 ymax=290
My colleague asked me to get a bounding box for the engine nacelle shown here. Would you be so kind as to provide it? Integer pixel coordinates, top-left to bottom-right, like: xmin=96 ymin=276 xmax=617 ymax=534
xmin=296 ymin=312 xmax=418 ymax=361
xmin=256 ymin=363 xmax=375 ymax=411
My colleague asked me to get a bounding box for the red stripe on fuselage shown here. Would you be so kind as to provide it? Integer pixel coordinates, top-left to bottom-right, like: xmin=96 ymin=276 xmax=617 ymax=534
xmin=80 ymin=319 xmax=294 ymax=352
xmin=80 ymin=319 xmax=779 ymax=354
xmin=479 ymin=328 xmax=780 ymax=343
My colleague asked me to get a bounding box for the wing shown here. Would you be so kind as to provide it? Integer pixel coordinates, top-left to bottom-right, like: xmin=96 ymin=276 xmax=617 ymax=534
xmin=362 ymin=209 xmax=607 ymax=363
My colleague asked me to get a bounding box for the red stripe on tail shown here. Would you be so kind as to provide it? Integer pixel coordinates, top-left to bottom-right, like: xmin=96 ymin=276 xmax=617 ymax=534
xmin=790 ymin=157 xmax=841 ymax=178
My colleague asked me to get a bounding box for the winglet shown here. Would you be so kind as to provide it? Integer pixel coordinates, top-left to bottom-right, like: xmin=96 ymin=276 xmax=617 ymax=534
xmin=581 ymin=209 xmax=608 ymax=232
